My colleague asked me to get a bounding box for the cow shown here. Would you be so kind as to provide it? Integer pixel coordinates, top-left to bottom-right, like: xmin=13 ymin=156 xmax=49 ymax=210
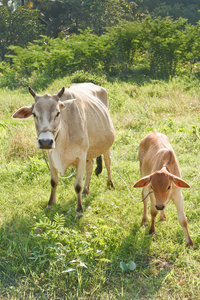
xmin=12 ymin=83 xmax=115 ymax=213
xmin=133 ymin=131 xmax=194 ymax=247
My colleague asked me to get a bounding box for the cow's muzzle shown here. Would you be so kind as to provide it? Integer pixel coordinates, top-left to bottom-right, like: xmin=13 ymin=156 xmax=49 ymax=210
xmin=37 ymin=131 xmax=55 ymax=149
xmin=38 ymin=138 xmax=54 ymax=149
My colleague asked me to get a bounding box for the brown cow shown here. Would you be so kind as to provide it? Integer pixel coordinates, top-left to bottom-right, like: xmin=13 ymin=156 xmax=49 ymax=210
xmin=133 ymin=131 xmax=194 ymax=247
xmin=12 ymin=83 xmax=115 ymax=213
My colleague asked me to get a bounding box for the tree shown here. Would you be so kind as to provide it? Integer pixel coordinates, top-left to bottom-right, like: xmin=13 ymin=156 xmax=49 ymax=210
xmin=0 ymin=6 xmax=45 ymax=60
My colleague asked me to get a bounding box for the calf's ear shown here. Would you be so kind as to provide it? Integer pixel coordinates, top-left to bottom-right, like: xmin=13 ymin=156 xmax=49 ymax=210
xmin=171 ymin=175 xmax=190 ymax=188
xmin=12 ymin=106 xmax=33 ymax=119
xmin=133 ymin=175 xmax=151 ymax=188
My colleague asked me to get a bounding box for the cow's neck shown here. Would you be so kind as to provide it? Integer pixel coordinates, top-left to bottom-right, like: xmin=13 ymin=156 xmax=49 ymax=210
xmin=48 ymin=119 xmax=71 ymax=176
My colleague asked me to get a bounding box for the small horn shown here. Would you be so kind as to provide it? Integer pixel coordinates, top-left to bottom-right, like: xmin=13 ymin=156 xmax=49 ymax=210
xmin=29 ymin=86 xmax=36 ymax=98
xmin=57 ymin=87 xmax=65 ymax=99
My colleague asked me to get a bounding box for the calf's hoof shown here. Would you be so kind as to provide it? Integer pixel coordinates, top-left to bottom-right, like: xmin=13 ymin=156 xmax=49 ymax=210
xmin=149 ymin=227 xmax=155 ymax=234
xmin=186 ymin=240 xmax=195 ymax=249
xmin=142 ymin=218 xmax=148 ymax=226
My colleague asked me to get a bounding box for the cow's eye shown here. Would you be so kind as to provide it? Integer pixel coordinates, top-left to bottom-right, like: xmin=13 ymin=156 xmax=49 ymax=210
xmin=56 ymin=111 xmax=60 ymax=118
xmin=167 ymin=185 xmax=171 ymax=190
xmin=32 ymin=112 xmax=36 ymax=118
xmin=150 ymin=186 xmax=153 ymax=190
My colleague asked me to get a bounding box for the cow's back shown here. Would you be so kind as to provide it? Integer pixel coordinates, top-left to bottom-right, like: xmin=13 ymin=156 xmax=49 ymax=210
xmin=59 ymin=83 xmax=115 ymax=160
xmin=68 ymin=83 xmax=109 ymax=108
xmin=139 ymin=131 xmax=176 ymax=176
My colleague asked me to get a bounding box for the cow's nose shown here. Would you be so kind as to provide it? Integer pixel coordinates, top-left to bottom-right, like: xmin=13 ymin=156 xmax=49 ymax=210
xmin=38 ymin=138 xmax=54 ymax=149
xmin=155 ymin=205 xmax=165 ymax=211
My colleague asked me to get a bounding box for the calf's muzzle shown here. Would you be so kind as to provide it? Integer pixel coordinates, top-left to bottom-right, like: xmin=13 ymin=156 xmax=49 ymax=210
xmin=155 ymin=205 xmax=165 ymax=211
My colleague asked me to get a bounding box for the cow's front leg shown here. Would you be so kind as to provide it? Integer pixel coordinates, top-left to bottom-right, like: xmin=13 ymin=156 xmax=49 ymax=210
xmin=48 ymin=166 xmax=59 ymax=208
xmin=172 ymin=191 xmax=194 ymax=247
xmin=82 ymin=159 xmax=94 ymax=197
xmin=74 ymin=155 xmax=86 ymax=212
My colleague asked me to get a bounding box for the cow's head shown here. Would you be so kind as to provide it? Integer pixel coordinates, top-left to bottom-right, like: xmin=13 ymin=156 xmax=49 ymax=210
xmin=12 ymin=87 xmax=74 ymax=149
xmin=133 ymin=170 xmax=190 ymax=210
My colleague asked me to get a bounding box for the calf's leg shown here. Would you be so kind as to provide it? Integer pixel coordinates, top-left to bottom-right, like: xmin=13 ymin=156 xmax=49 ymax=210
xmin=172 ymin=191 xmax=194 ymax=247
xmin=142 ymin=187 xmax=149 ymax=224
xmin=160 ymin=210 xmax=166 ymax=221
xmin=149 ymin=194 xmax=158 ymax=234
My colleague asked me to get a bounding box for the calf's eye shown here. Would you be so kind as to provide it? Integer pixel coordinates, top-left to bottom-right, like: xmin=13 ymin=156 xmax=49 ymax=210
xmin=167 ymin=185 xmax=171 ymax=190
xmin=56 ymin=111 xmax=60 ymax=117
xmin=32 ymin=112 xmax=36 ymax=118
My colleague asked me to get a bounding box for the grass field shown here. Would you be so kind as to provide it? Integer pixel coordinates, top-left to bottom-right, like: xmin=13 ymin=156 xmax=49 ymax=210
xmin=0 ymin=75 xmax=200 ymax=299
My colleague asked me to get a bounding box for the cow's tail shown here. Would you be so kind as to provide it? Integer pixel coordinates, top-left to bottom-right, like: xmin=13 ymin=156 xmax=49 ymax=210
xmin=95 ymin=156 xmax=103 ymax=176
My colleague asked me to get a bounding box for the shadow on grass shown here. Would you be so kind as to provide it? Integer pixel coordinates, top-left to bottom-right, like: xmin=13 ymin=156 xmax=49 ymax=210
xmin=0 ymin=181 xmax=172 ymax=299
xmin=106 ymin=223 xmax=172 ymax=299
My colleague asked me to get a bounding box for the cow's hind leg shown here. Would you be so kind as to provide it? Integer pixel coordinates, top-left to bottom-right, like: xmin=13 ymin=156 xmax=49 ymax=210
xmin=103 ymin=150 xmax=114 ymax=189
xmin=82 ymin=159 xmax=94 ymax=197
xmin=95 ymin=156 xmax=103 ymax=176
xmin=74 ymin=156 xmax=86 ymax=213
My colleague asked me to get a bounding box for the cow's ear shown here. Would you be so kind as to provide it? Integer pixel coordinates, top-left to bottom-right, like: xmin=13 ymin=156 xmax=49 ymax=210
xmin=59 ymin=99 xmax=76 ymax=110
xmin=133 ymin=175 xmax=151 ymax=188
xmin=29 ymin=86 xmax=36 ymax=98
xmin=57 ymin=87 xmax=65 ymax=99
xmin=12 ymin=106 xmax=33 ymax=119
xmin=172 ymin=175 xmax=190 ymax=188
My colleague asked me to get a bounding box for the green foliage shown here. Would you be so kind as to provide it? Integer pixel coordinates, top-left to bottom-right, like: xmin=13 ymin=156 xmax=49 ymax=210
xmin=1 ymin=17 xmax=200 ymax=88
xmin=135 ymin=0 xmax=200 ymax=25
xmin=0 ymin=6 xmax=45 ymax=61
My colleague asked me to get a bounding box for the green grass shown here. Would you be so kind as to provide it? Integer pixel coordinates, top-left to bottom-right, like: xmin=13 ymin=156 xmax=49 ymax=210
xmin=0 ymin=75 xmax=200 ymax=299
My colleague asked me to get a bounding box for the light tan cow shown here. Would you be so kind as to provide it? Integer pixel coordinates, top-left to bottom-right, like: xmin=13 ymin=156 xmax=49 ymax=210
xmin=133 ymin=131 xmax=194 ymax=247
xmin=12 ymin=83 xmax=115 ymax=212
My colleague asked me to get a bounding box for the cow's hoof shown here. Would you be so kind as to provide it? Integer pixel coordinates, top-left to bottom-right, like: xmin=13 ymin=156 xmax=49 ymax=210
xmin=82 ymin=188 xmax=89 ymax=197
xmin=76 ymin=205 xmax=83 ymax=213
xmin=46 ymin=205 xmax=53 ymax=210
xmin=75 ymin=211 xmax=83 ymax=219
xmin=107 ymin=180 xmax=114 ymax=190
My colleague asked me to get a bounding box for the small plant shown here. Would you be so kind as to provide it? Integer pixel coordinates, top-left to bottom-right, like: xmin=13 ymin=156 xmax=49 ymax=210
xmin=120 ymin=261 xmax=137 ymax=272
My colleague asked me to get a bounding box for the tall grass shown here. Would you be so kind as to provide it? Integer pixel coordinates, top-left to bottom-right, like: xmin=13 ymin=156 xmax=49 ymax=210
xmin=0 ymin=75 xmax=199 ymax=299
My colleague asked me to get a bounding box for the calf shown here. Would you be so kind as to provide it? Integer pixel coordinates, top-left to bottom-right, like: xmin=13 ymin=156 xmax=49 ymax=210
xmin=133 ymin=131 xmax=193 ymax=247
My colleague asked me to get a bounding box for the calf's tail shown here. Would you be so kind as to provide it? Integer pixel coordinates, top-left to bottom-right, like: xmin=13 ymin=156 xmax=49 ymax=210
xmin=95 ymin=156 xmax=103 ymax=176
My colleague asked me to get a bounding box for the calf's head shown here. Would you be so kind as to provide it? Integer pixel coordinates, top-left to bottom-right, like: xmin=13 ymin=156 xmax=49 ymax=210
xmin=12 ymin=87 xmax=74 ymax=149
xmin=133 ymin=170 xmax=190 ymax=210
